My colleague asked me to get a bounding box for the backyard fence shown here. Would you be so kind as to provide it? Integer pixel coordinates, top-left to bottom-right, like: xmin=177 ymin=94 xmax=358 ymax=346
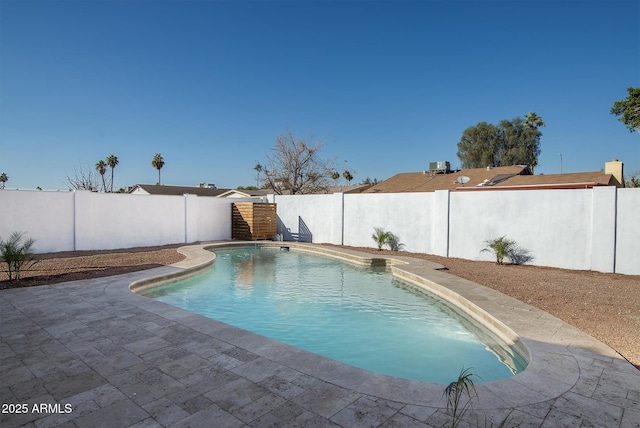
xmin=0 ymin=190 xmax=261 ymax=253
xmin=1 ymin=187 xmax=638 ymax=275
xmin=268 ymin=187 xmax=640 ymax=276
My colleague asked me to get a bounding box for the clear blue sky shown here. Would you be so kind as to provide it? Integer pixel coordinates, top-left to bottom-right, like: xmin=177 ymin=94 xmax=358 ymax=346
xmin=1 ymin=0 xmax=638 ymax=191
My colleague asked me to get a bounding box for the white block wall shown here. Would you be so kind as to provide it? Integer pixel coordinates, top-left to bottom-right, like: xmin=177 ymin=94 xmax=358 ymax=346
xmin=0 ymin=190 xmax=260 ymax=253
xmin=2 ymin=187 xmax=637 ymax=275
xmin=271 ymin=187 xmax=640 ymax=275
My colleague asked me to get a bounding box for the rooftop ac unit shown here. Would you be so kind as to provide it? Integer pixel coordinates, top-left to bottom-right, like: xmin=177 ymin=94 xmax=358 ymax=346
xmin=428 ymin=161 xmax=450 ymax=173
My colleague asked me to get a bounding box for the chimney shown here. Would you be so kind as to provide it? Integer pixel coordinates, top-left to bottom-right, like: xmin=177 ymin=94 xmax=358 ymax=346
xmin=605 ymin=159 xmax=624 ymax=188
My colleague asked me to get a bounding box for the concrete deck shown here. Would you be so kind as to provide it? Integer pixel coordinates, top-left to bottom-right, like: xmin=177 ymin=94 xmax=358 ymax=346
xmin=1 ymin=242 xmax=639 ymax=427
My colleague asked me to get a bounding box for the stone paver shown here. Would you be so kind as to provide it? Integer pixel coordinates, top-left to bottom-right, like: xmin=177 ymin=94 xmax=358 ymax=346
xmin=1 ymin=242 xmax=639 ymax=427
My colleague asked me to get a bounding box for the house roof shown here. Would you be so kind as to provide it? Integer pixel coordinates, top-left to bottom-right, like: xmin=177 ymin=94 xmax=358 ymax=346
xmin=217 ymin=189 xmax=272 ymax=198
xmin=219 ymin=185 xmax=371 ymax=197
xmin=363 ymin=165 xmax=531 ymax=193
xmin=491 ymin=171 xmax=618 ymax=188
xmin=327 ymin=184 xmax=372 ymax=194
xmin=131 ymin=184 xmax=372 ymax=198
xmin=363 ymin=166 xmax=620 ymax=194
xmin=129 ymin=184 xmax=230 ymax=197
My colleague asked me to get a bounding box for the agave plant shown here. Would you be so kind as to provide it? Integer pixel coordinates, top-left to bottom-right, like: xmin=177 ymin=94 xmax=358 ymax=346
xmin=481 ymin=236 xmax=517 ymax=265
xmin=0 ymin=231 xmax=37 ymax=281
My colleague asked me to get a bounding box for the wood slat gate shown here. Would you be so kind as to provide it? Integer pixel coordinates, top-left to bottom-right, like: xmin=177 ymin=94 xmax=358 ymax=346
xmin=231 ymin=202 xmax=277 ymax=240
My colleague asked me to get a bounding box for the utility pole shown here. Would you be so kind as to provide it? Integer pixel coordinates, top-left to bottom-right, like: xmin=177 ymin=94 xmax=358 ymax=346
xmin=559 ymin=153 xmax=563 ymax=174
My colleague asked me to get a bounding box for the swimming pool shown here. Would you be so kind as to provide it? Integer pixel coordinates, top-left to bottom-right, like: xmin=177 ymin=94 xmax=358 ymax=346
xmin=140 ymin=247 xmax=527 ymax=383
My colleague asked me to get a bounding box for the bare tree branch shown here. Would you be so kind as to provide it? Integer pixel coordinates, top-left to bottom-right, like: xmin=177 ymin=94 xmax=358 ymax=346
xmin=262 ymin=129 xmax=336 ymax=195
xmin=65 ymin=164 xmax=100 ymax=191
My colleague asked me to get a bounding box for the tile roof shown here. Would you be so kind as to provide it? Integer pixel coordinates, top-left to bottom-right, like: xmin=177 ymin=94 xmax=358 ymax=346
xmin=491 ymin=171 xmax=617 ymax=187
xmin=363 ymin=165 xmax=531 ymax=193
xmin=130 ymin=184 xmax=230 ymax=197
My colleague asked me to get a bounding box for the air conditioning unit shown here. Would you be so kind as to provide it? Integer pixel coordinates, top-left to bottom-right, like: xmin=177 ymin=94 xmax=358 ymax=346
xmin=428 ymin=161 xmax=450 ymax=173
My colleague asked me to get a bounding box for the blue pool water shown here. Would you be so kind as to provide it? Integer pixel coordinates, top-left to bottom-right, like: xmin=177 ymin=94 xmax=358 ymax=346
xmin=140 ymin=247 xmax=526 ymax=383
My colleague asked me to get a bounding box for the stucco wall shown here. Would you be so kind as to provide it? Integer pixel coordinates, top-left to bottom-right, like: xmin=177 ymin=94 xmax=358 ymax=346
xmin=616 ymin=188 xmax=640 ymax=275
xmin=343 ymin=193 xmax=435 ymax=252
xmin=271 ymin=194 xmax=343 ymax=243
xmin=2 ymin=187 xmax=637 ymax=274
xmin=0 ymin=190 xmax=259 ymax=253
xmin=271 ymin=187 xmax=639 ymax=275
xmin=1 ymin=190 xmax=76 ymax=253
xmin=448 ymin=189 xmax=594 ymax=270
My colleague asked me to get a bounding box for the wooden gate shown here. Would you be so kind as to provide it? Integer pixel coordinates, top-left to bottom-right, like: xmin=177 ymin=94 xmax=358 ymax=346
xmin=231 ymin=202 xmax=277 ymax=240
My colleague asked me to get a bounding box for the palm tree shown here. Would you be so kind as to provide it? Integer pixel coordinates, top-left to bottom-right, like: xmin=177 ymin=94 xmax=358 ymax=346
xmin=254 ymin=162 xmax=262 ymax=188
xmin=106 ymin=154 xmax=119 ymax=192
xmin=343 ymin=170 xmax=353 ymax=185
xmin=0 ymin=172 xmax=8 ymax=189
xmin=331 ymin=171 xmax=340 ymax=185
xmin=524 ymin=112 xmax=545 ymax=129
xmin=95 ymin=160 xmax=107 ymax=192
xmin=152 ymin=153 xmax=165 ymax=185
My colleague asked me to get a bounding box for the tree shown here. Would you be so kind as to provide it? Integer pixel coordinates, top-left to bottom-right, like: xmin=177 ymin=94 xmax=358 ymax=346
xmin=359 ymin=177 xmax=379 ymax=185
xmin=497 ymin=117 xmax=542 ymax=169
xmin=611 ymin=87 xmax=640 ymax=133
xmin=106 ymin=154 xmax=119 ymax=192
xmin=253 ymin=162 xmax=262 ymax=188
xmin=152 ymin=153 xmax=165 ymax=185
xmin=456 ymin=114 xmax=543 ymax=170
xmin=625 ymin=170 xmax=640 ymax=188
xmin=343 ymin=170 xmax=354 ymax=185
xmin=0 ymin=172 xmax=8 ymax=189
xmin=456 ymin=122 xmax=500 ymax=169
xmin=331 ymin=171 xmax=340 ymax=185
xmin=65 ymin=164 xmax=100 ymax=191
xmin=261 ymin=129 xmax=336 ymax=195
xmin=524 ymin=111 xmax=546 ymax=129
xmin=95 ymin=160 xmax=107 ymax=192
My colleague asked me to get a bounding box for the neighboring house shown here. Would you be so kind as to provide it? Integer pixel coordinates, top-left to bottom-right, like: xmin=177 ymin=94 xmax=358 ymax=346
xmin=326 ymin=184 xmax=371 ymax=194
xmin=363 ymin=160 xmax=624 ymax=193
xmin=129 ymin=184 xmax=371 ymax=198
xmin=218 ymin=185 xmax=371 ymax=198
xmin=217 ymin=189 xmax=273 ymax=198
xmin=129 ymin=184 xmax=230 ymax=197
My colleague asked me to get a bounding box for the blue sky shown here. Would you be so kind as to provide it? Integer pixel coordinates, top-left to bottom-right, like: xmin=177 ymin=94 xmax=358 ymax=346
xmin=1 ymin=0 xmax=638 ymax=191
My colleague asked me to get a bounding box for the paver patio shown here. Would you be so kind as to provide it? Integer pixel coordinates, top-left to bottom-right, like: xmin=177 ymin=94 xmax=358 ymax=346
xmin=1 ymin=243 xmax=639 ymax=427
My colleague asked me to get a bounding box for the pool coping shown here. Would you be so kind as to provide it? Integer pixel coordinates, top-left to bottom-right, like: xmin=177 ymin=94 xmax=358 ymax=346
xmin=125 ymin=241 xmax=639 ymax=410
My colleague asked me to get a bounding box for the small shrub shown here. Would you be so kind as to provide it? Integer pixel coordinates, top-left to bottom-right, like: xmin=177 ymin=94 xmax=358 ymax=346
xmin=444 ymin=367 xmax=478 ymax=428
xmin=443 ymin=368 xmax=517 ymax=427
xmin=481 ymin=236 xmax=517 ymax=265
xmin=371 ymin=227 xmax=404 ymax=251
xmin=372 ymin=227 xmax=392 ymax=251
xmin=0 ymin=231 xmax=37 ymax=281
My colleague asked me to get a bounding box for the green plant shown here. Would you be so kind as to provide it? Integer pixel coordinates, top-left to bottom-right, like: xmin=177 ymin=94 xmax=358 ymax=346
xmin=444 ymin=367 xmax=478 ymax=428
xmin=443 ymin=368 xmax=519 ymax=428
xmin=481 ymin=236 xmax=517 ymax=265
xmin=371 ymin=227 xmax=404 ymax=251
xmin=0 ymin=231 xmax=37 ymax=281
xmin=372 ymin=227 xmax=392 ymax=250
